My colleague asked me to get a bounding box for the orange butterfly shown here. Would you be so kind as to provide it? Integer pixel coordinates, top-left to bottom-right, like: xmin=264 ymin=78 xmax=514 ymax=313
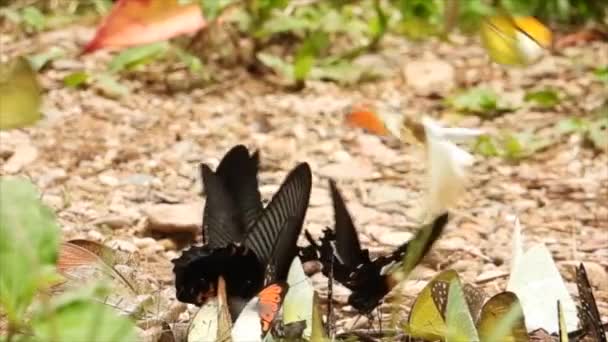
xmin=258 ymin=282 xmax=288 ymax=337
xmin=345 ymin=103 xmax=391 ymax=137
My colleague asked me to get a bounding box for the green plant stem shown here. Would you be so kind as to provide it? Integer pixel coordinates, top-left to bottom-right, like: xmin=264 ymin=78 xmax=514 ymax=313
xmin=369 ymin=0 xmax=387 ymax=50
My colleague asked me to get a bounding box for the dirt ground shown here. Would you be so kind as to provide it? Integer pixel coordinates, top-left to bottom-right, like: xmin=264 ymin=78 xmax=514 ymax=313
xmin=1 ymin=22 xmax=607 ymax=338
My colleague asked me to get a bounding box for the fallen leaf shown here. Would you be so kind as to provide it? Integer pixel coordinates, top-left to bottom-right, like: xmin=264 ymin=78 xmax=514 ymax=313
xmin=82 ymin=0 xmax=206 ymax=54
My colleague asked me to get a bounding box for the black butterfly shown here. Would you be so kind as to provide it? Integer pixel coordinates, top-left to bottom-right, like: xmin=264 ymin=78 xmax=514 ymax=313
xmin=576 ymin=263 xmax=607 ymax=342
xmin=172 ymin=145 xmax=312 ymax=317
xmin=303 ymin=180 xmax=449 ymax=314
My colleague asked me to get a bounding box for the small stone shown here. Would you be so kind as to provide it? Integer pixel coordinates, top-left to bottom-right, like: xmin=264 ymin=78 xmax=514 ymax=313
xmin=374 ymin=230 xmax=414 ymax=248
xmin=581 ymin=262 xmax=608 ymax=290
xmin=318 ymin=159 xmax=376 ymax=180
xmin=367 ymin=184 xmax=409 ymax=206
xmin=133 ymin=237 xmax=158 ymax=249
xmin=144 ymin=202 xmax=202 ymax=234
xmin=38 ymin=168 xmax=67 ymax=188
xmin=124 ymin=173 xmax=157 ymax=186
xmin=108 ymin=239 xmax=138 ymax=253
xmin=404 ymin=59 xmax=455 ymax=96
xmin=90 ymin=215 xmax=133 ymax=229
xmin=2 ymin=143 xmax=38 ymax=173
xmin=86 ymin=230 xmax=104 ymax=242
xmin=356 ymin=135 xmax=399 ymax=165
xmin=98 ymin=173 xmax=119 ymax=187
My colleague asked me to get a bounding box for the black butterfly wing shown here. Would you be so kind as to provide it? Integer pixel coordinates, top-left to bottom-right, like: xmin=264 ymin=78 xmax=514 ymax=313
xmin=215 ymin=145 xmax=263 ymax=233
xmin=297 ymin=230 xmax=321 ymax=263
xmin=200 ymin=164 xmax=241 ymax=248
xmin=576 ymin=263 xmax=607 ymax=342
xmin=245 ymin=163 xmax=312 ymax=277
xmin=329 ymin=180 xmax=367 ymax=268
xmin=263 ymin=216 xmax=302 ymax=286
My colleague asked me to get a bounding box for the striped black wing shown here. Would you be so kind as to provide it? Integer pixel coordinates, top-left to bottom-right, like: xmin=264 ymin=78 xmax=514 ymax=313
xmin=245 ymin=163 xmax=312 ymax=273
xmin=215 ymin=145 xmax=263 ymax=233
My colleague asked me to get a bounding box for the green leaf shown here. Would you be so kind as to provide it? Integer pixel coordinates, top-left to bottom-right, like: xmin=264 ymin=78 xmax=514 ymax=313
xmin=594 ymin=66 xmax=608 ymax=84
xmin=108 ymin=42 xmax=169 ymax=72
xmin=0 ymin=8 xmax=22 ymax=24
xmin=174 ymin=48 xmax=204 ymax=73
xmin=448 ymin=88 xmax=512 ymax=116
xmin=292 ymin=31 xmax=329 ymax=81
xmin=293 ymin=54 xmax=315 ymax=82
xmin=524 ymin=89 xmax=561 ymax=108
xmin=587 ymin=116 xmax=608 ymax=150
xmin=199 ymin=0 xmax=234 ymax=21
xmin=21 ymin=6 xmax=46 ymax=31
xmin=397 ymin=0 xmax=443 ymax=38
xmin=257 ymin=52 xmax=294 ymax=79
xmin=309 ymin=60 xmax=369 ymax=85
xmin=63 ymin=71 xmax=89 ymax=88
xmin=0 ymin=177 xmax=60 ymax=323
xmin=257 ymin=14 xmax=314 ymax=37
xmin=27 ymin=47 xmax=65 ymax=71
xmin=474 ymin=135 xmax=501 ymax=157
xmin=457 ymin=0 xmax=494 ymax=32
xmin=0 ymin=57 xmax=42 ymax=130
xmin=502 ymin=132 xmax=526 ymax=159
xmin=32 ymin=284 xmax=135 ymax=342
xmin=94 ymin=74 xmax=129 ymax=98
xmin=557 ymin=117 xmax=588 ymax=134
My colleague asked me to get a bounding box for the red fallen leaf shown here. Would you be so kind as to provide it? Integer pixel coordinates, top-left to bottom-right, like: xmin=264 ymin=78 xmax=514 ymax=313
xmin=82 ymin=0 xmax=206 ymax=54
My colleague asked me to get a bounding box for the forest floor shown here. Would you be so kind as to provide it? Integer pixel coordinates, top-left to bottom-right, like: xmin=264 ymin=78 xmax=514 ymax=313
xmin=1 ymin=22 xmax=607 ymax=339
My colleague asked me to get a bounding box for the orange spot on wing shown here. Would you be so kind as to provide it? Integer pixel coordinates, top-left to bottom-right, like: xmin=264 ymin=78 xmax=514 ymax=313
xmin=258 ymin=283 xmax=288 ymax=337
xmin=345 ymin=105 xmax=390 ymax=136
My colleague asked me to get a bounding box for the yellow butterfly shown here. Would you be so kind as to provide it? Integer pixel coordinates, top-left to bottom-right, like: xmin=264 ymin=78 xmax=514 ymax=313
xmin=480 ymin=14 xmax=552 ymax=66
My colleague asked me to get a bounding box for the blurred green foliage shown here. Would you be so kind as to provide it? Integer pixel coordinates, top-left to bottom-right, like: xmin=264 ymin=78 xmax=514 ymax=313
xmin=447 ymin=87 xmax=515 ymax=117
xmin=0 ymin=177 xmax=135 ymax=341
xmin=3 ymin=0 xmax=605 ymax=85
xmin=524 ymin=88 xmax=561 ymax=109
